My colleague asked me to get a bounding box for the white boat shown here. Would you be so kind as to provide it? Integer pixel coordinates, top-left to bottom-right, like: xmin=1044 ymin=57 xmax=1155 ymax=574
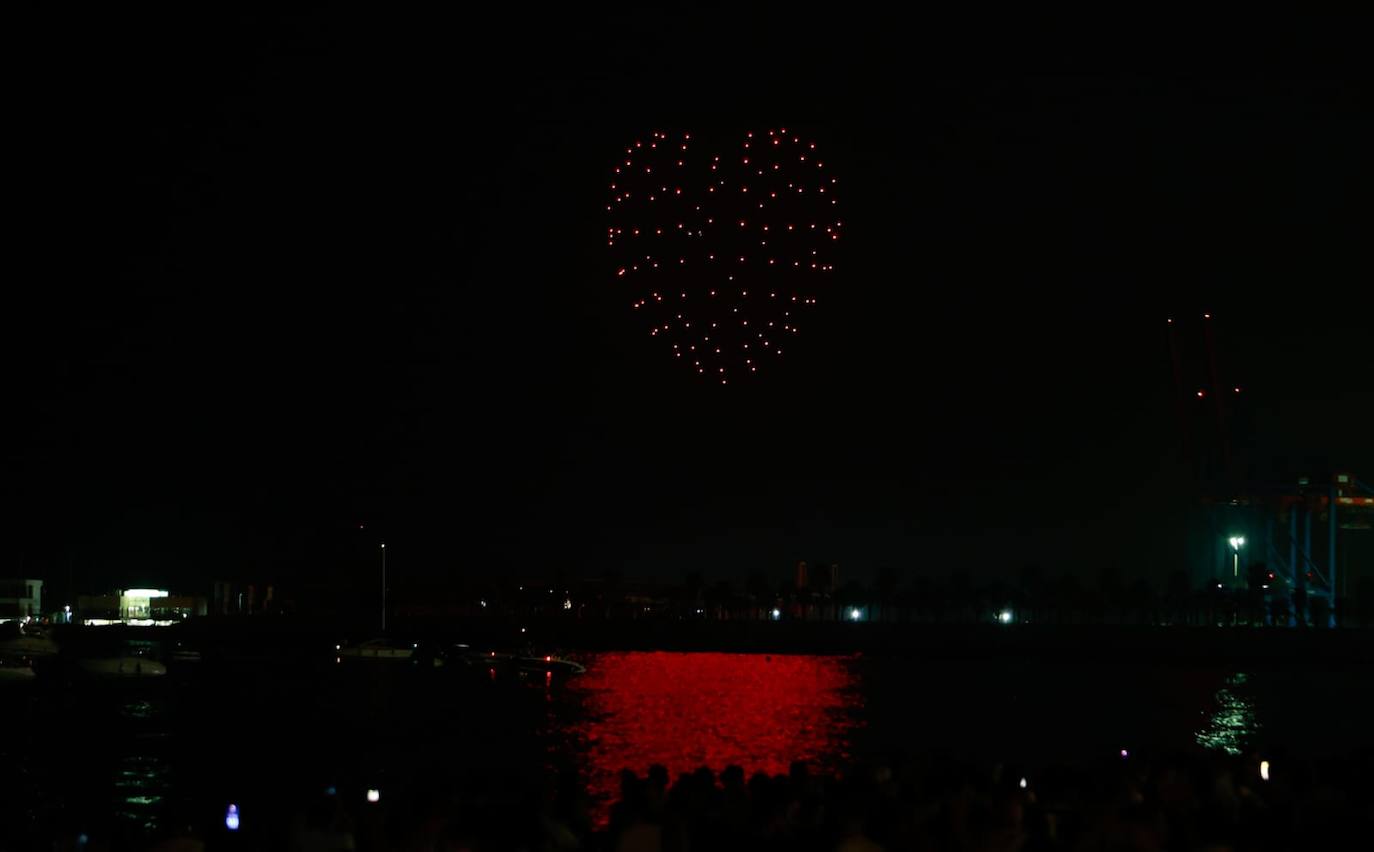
xmin=519 ymin=654 xmax=585 ymax=675
xmin=462 ymin=650 xmax=586 ymax=676
xmin=336 ymin=638 xmax=419 ymax=661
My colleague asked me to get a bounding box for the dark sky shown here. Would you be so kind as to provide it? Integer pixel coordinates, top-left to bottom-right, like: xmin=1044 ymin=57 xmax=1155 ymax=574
xmin=10 ymin=8 xmax=1372 ymax=600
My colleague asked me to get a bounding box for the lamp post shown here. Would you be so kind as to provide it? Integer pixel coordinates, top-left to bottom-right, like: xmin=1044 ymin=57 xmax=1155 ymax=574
xmin=380 ymin=542 xmax=387 ymax=634
xmin=1228 ymin=536 xmax=1245 ymax=586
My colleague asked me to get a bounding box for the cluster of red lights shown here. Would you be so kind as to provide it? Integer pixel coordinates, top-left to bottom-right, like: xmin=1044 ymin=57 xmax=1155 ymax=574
xmin=607 ymin=129 xmax=841 ymax=384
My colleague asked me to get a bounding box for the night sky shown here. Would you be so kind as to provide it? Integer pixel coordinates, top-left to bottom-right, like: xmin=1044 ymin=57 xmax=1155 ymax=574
xmin=10 ymin=8 xmax=1372 ymax=602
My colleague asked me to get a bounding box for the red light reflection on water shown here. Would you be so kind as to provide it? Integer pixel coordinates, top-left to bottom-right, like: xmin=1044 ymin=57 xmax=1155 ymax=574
xmin=567 ymin=652 xmax=861 ymax=823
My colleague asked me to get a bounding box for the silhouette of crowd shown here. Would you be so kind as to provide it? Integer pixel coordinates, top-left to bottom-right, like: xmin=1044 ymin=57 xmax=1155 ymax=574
xmin=592 ymin=750 xmax=1367 ymax=852
xmin=42 ymin=745 xmax=1372 ymax=851
xmin=112 ymin=750 xmax=1366 ymax=851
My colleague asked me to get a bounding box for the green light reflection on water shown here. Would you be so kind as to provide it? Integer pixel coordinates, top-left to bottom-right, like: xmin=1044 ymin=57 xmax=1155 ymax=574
xmin=113 ymin=754 xmax=170 ymax=835
xmin=1195 ymin=672 xmax=1260 ymax=756
xmin=121 ymin=795 xmax=163 ymax=806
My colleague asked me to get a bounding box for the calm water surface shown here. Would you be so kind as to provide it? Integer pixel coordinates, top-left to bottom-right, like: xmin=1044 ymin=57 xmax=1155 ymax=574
xmin=565 ymin=652 xmax=862 ymax=817
xmin=5 ymin=650 xmax=1371 ymax=846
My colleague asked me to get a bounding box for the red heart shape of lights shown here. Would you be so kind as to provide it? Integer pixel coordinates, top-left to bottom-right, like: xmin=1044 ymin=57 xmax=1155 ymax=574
xmin=606 ymin=129 xmax=841 ymax=384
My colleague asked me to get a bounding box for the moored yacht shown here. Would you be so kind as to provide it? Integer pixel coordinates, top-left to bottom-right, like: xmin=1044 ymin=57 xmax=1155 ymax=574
xmin=336 ymin=637 xmax=420 ymax=661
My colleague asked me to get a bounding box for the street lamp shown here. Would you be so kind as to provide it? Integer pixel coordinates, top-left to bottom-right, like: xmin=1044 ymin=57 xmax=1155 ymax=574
xmin=380 ymin=542 xmax=387 ymax=634
xmin=1228 ymin=536 xmax=1245 ymax=581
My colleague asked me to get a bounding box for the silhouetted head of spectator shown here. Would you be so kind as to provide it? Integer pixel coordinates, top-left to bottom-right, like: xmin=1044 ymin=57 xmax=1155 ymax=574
xmin=647 ymin=764 xmax=669 ymax=791
xmin=618 ymin=768 xmax=645 ymax=810
xmin=722 ymin=765 xmax=745 ymax=790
